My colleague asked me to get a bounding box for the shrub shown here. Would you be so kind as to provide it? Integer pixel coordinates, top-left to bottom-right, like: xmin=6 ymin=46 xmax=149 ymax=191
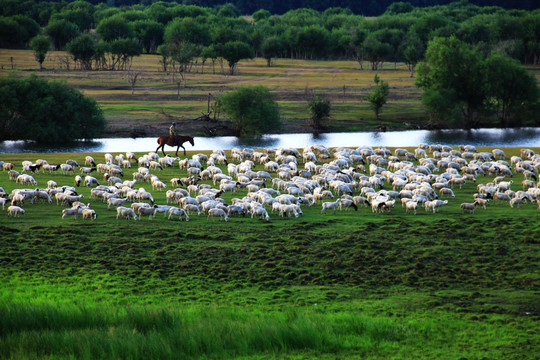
xmin=218 ymin=85 xmax=281 ymax=136
xmin=0 ymin=75 xmax=105 ymax=143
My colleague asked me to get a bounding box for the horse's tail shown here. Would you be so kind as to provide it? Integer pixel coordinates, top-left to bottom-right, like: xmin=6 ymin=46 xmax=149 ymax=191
xmin=157 ymin=137 xmax=162 ymax=144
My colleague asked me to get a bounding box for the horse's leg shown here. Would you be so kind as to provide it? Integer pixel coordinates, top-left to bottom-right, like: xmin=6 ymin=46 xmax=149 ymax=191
xmin=157 ymin=143 xmax=166 ymax=156
xmin=181 ymin=145 xmax=186 ymax=156
xmin=175 ymin=145 xmax=180 ymax=157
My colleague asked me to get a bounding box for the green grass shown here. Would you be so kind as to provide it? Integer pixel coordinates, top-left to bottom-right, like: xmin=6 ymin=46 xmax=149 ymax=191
xmin=0 ymin=147 xmax=539 ymax=358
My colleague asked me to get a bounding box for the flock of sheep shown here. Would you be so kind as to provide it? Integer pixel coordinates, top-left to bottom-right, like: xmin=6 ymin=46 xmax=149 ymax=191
xmin=1 ymin=144 xmax=539 ymax=223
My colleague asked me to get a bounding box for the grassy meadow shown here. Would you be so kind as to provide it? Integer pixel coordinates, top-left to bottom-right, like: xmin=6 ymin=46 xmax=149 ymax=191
xmin=1 ymin=49 xmax=432 ymax=137
xmin=0 ymin=146 xmax=539 ymax=359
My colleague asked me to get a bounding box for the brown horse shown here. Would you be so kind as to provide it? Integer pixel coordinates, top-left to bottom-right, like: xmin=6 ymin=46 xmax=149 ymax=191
xmin=156 ymin=135 xmax=194 ymax=156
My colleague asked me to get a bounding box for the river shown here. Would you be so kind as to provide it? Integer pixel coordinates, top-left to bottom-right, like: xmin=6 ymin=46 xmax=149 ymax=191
xmin=1 ymin=128 xmax=539 ymax=154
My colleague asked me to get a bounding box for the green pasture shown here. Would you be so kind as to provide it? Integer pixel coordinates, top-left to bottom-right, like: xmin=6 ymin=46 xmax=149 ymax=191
xmin=0 ymin=146 xmax=539 ymax=358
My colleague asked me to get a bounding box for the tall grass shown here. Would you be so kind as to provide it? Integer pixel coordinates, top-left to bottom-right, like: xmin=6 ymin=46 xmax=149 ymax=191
xmin=0 ymin=301 xmax=410 ymax=359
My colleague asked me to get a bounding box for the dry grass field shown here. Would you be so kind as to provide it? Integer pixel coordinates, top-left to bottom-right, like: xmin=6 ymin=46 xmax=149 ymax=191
xmin=1 ymin=49 xmax=428 ymax=137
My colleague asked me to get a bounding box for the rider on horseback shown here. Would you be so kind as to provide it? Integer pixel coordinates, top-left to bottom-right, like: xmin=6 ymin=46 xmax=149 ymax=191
xmin=169 ymin=122 xmax=177 ymax=137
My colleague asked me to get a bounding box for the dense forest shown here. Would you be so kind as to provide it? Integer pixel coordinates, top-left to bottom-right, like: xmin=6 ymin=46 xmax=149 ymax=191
xmin=1 ymin=0 xmax=539 ymax=68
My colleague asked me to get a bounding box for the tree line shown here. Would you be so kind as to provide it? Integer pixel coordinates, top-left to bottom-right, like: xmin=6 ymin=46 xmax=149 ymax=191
xmin=14 ymin=0 xmax=539 ymax=17
xmin=1 ymin=0 xmax=539 ymax=73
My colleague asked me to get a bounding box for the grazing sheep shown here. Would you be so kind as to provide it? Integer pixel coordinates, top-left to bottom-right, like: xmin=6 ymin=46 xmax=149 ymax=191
xmin=3 ymin=162 xmax=15 ymax=171
xmin=207 ymin=208 xmax=229 ymax=222
xmin=59 ymin=163 xmax=75 ymax=175
xmin=138 ymin=205 xmax=157 ymax=220
xmin=168 ymin=207 xmax=190 ymax=221
xmin=62 ymin=206 xmax=81 ymax=219
xmin=183 ymin=203 xmax=201 ymax=215
xmin=107 ymin=197 xmax=128 ymax=209
xmin=7 ymin=205 xmax=25 ymax=217
xmin=321 ymin=199 xmax=342 ymax=214
xmin=116 ymin=206 xmax=138 ymax=220
xmin=84 ymin=176 xmax=100 ymax=187
xmin=9 ymin=170 xmax=20 ymax=181
xmin=405 ymin=201 xmax=418 ymax=215
xmin=82 ymin=208 xmax=97 ymax=220
xmin=460 ymin=202 xmax=479 ymax=214
xmin=251 ymin=206 xmax=270 ymax=221
xmin=439 ymin=188 xmax=455 ymax=198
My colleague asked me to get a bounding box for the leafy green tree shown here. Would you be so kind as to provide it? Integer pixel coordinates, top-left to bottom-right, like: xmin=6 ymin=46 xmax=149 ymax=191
xmin=217 ymin=3 xmax=239 ymax=18
xmin=11 ymin=15 xmax=41 ymax=46
xmin=30 ymin=35 xmax=51 ymax=70
xmin=307 ymin=93 xmax=331 ymax=130
xmin=365 ymin=74 xmax=389 ymax=121
xmin=51 ymin=9 xmax=93 ymax=32
xmin=363 ymin=34 xmax=392 ymax=70
xmin=350 ymin=27 xmax=368 ymax=69
xmin=261 ymin=36 xmax=284 ymax=67
xmin=96 ymin=15 xmax=134 ymax=42
xmin=416 ymin=36 xmax=486 ymax=127
xmin=221 ymin=41 xmax=254 ymax=75
xmin=66 ymin=33 xmax=96 ymax=70
xmin=401 ymin=33 xmax=424 ymax=77
xmin=0 ymin=16 xmax=22 ymax=48
xmin=252 ymin=9 xmax=271 ymax=22
xmin=218 ymin=85 xmax=281 ymax=136
xmin=45 ymin=19 xmax=80 ymax=50
xmin=164 ymin=17 xmax=210 ymax=46
xmin=0 ymin=75 xmax=105 ymax=143
xmin=384 ymin=2 xmax=414 ymax=15
xmin=132 ymin=19 xmax=163 ymax=53
xmin=108 ymin=38 xmax=142 ymax=71
xmin=485 ymin=53 xmax=539 ymax=126
xmin=201 ymin=44 xmax=218 ymax=74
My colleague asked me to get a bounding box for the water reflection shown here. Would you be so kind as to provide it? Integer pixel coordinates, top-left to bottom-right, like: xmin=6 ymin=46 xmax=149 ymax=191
xmin=1 ymin=128 xmax=538 ymax=154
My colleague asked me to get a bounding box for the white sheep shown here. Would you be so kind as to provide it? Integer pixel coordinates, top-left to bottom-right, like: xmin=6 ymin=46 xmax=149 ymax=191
xmin=7 ymin=205 xmax=25 ymax=217
xmin=207 ymin=208 xmax=229 ymax=222
xmin=251 ymin=205 xmax=270 ymax=221
xmin=107 ymin=197 xmax=128 ymax=209
xmin=168 ymin=207 xmax=190 ymax=221
xmin=116 ymin=206 xmax=138 ymax=220
xmin=321 ymin=199 xmax=342 ymax=214
xmin=62 ymin=206 xmax=81 ymax=219
xmin=138 ymin=205 xmax=157 ymax=220
xmin=82 ymin=208 xmax=97 ymax=220
xmin=405 ymin=201 xmax=418 ymax=215
xmin=460 ymin=202 xmax=479 ymax=214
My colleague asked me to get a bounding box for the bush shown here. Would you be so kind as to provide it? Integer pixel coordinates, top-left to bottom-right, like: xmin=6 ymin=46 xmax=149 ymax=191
xmin=218 ymin=85 xmax=281 ymax=136
xmin=0 ymin=75 xmax=105 ymax=143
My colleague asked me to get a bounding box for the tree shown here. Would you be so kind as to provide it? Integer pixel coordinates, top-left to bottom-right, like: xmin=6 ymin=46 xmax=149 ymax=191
xmin=401 ymin=33 xmax=425 ymax=77
xmin=261 ymin=36 xmax=284 ymax=67
xmin=253 ymin=9 xmax=271 ymax=22
xmin=365 ymin=74 xmax=389 ymax=121
xmin=66 ymin=33 xmax=96 ymax=70
xmin=218 ymin=85 xmax=281 ymax=136
xmin=307 ymin=93 xmax=331 ymax=131
xmin=96 ymin=15 xmax=134 ymax=42
xmin=363 ymin=33 xmax=392 ymax=70
xmin=108 ymin=38 xmax=142 ymax=71
xmin=220 ymin=41 xmax=254 ymax=75
xmin=30 ymin=35 xmax=51 ymax=70
xmin=485 ymin=53 xmax=539 ymax=126
xmin=132 ymin=19 xmax=164 ymax=54
xmin=416 ymin=36 xmax=486 ymax=128
xmin=45 ymin=19 xmax=80 ymax=50
xmin=0 ymin=75 xmax=105 ymax=143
